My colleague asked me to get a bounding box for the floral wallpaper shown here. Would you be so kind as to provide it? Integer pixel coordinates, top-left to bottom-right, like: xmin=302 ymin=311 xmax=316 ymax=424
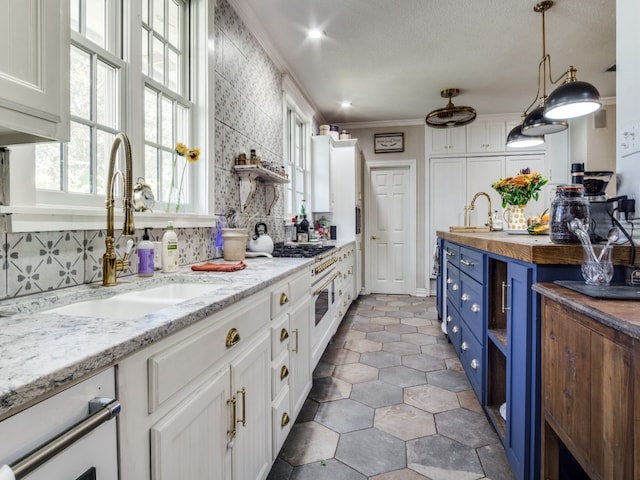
xmin=0 ymin=0 xmax=287 ymax=300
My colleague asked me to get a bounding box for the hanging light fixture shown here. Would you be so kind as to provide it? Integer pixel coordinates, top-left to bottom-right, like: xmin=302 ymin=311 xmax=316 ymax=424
xmin=507 ymin=1 xmax=602 ymax=146
xmin=506 ymin=122 xmax=545 ymax=149
xmin=425 ymin=88 xmax=476 ymax=129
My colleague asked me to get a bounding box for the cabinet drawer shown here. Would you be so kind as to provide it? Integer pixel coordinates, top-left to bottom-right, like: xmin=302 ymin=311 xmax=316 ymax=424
xmin=459 ymin=273 xmax=484 ymax=343
xmin=148 ymin=294 xmax=270 ymax=413
xmin=271 ymin=349 xmax=290 ymax=400
xmin=444 ymin=242 xmax=460 ymax=269
xmin=460 ymin=330 xmax=484 ymax=400
xmin=459 ymin=246 xmax=484 ymax=283
xmin=271 ymin=271 xmax=311 ymax=319
xmin=271 ymin=314 xmax=290 ymax=360
xmin=446 ymin=264 xmax=461 ymax=304
xmin=445 ymin=300 xmax=462 ymax=354
xmin=272 ymin=386 xmax=292 ymax=459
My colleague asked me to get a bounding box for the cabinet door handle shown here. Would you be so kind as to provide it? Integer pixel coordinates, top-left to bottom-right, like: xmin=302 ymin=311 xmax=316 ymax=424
xmin=280 ymin=328 xmax=289 ymax=342
xmin=280 ymin=365 xmax=289 ymax=380
xmin=461 ymin=293 xmax=470 ymax=302
xmin=461 ymin=341 xmax=469 ymax=351
xmin=292 ymin=328 xmax=299 ymax=353
xmin=281 ymin=412 xmax=291 ymax=428
xmin=238 ymin=387 xmax=246 ymax=427
xmin=446 ymin=315 xmax=453 ymax=323
xmin=452 ymin=325 xmax=459 ymax=334
xmin=226 ymin=328 xmax=241 ymax=347
xmin=280 ymin=292 xmax=288 ymax=306
xmin=446 ymin=277 xmax=453 ymax=284
xmin=471 ymin=303 xmax=480 ymax=313
xmin=452 ymin=283 xmax=459 ymax=291
xmin=460 ymin=259 xmax=474 ymax=267
xmin=227 ymin=396 xmax=237 ymax=439
xmin=501 ymin=281 xmax=511 ymax=312
xmin=470 ymin=359 xmax=479 ymax=369
xmin=371 ymin=235 xmax=377 ymax=240
xmin=445 ymin=250 xmax=456 ymax=257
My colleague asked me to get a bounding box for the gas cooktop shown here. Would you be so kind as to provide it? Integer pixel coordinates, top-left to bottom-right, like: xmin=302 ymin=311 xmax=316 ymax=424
xmin=271 ymin=242 xmax=335 ymax=258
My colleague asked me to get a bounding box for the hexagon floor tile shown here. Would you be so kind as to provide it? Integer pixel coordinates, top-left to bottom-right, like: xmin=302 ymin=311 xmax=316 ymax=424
xmin=267 ymin=295 xmax=514 ymax=480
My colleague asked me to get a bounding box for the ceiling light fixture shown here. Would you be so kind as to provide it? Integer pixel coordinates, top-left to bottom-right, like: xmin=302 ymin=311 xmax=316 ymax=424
xmin=425 ymin=88 xmax=476 ymax=129
xmin=508 ymin=1 xmax=602 ymax=146
xmin=506 ymin=122 xmax=545 ymax=149
xmin=340 ymin=101 xmax=352 ymax=108
xmin=307 ymin=29 xmax=324 ymax=39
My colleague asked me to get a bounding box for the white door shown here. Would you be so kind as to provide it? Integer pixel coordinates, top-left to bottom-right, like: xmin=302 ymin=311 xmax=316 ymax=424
xmin=367 ymin=163 xmax=416 ymax=294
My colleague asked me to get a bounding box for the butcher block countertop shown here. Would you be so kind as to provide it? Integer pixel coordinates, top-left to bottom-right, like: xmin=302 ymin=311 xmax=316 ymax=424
xmin=437 ymin=230 xmax=633 ymax=265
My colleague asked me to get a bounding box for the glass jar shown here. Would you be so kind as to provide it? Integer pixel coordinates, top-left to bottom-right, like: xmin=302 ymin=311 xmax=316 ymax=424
xmin=550 ymin=185 xmax=590 ymax=244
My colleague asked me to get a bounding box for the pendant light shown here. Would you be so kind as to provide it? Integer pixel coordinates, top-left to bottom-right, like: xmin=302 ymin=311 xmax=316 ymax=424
xmin=521 ymin=1 xmax=568 ymax=137
xmin=544 ymin=66 xmax=602 ymax=119
xmin=506 ymin=123 xmax=545 ymax=149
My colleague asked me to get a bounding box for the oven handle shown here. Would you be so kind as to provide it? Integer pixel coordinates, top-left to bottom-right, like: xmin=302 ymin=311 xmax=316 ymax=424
xmin=6 ymin=397 xmax=121 ymax=479
xmin=313 ymin=272 xmax=340 ymax=296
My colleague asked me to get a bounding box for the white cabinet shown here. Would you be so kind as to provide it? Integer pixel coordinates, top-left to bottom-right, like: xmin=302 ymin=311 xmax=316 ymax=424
xmin=311 ymin=135 xmax=332 ymax=212
xmin=288 ymin=298 xmax=313 ymax=418
xmin=428 ymin=127 xmax=467 ymax=155
xmin=467 ymin=120 xmax=506 ymax=153
xmin=330 ymin=139 xmax=361 ymax=240
xmin=0 ymin=0 xmax=69 ymax=144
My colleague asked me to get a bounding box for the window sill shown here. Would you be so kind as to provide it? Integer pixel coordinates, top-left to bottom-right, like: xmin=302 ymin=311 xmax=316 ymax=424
xmin=0 ymin=205 xmax=217 ymax=233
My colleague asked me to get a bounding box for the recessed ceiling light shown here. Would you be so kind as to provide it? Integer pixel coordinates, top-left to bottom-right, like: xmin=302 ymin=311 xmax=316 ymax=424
xmin=307 ymin=29 xmax=324 ymax=39
xmin=340 ymin=101 xmax=352 ymax=108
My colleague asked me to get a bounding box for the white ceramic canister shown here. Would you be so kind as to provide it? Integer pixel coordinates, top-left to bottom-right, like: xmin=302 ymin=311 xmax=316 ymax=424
xmin=319 ymin=124 xmax=330 ymax=136
xmin=339 ymin=130 xmax=351 ymax=140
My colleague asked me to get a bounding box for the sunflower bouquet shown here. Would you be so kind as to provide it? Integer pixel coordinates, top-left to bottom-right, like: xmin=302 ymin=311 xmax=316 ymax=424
xmin=167 ymin=142 xmax=200 ymax=213
xmin=491 ymin=168 xmax=548 ymax=207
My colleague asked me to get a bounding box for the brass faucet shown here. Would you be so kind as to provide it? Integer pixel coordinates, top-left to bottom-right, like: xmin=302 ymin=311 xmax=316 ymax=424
xmin=467 ymin=192 xmax=493 ymax=230
xmin=103 ymin=133 xmax=136 ymax=286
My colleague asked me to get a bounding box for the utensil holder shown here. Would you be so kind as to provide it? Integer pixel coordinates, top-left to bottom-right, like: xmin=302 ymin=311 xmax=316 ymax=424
xmin=581 ymin=244 xmax=613 ymax=286
xmin=222 ymin=228 xmax=248 ymax=261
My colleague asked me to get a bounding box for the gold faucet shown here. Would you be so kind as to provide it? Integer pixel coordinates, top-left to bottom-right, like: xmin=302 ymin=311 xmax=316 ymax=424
xmin=103 ymin=133 xmax=136 ymax=286
xmin=467 ymin=192 xmax=493 ymax=230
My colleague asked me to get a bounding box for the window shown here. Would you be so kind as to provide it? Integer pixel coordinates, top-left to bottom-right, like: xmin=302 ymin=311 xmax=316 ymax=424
xmin=284 ymin=106 xmax=310 ymax=218
xmin=33 ymin=0 xmax=198 ymax=212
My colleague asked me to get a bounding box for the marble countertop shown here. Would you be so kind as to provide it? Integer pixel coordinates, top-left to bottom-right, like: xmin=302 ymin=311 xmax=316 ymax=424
xmin=532 ymin=282 xmax=640 ymax=340
xmin=0 ymin=243 xmax=352 ymax=419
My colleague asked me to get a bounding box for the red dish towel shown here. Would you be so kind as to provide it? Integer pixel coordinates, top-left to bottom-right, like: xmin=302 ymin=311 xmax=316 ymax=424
xmin=191 ymin=261 xmax=247 ymax=272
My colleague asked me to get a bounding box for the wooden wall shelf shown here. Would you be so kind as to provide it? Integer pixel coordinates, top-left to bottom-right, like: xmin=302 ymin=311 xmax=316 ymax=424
xmin=233 ymin=165 xmax=289 ymax=215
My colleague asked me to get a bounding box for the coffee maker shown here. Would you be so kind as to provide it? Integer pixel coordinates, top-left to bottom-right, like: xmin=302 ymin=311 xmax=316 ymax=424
xmin=582 ymin=170 xmax=620 ymax=242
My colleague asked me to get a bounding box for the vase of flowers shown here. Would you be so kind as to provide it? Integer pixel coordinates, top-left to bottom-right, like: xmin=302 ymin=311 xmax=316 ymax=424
xmin=167 ymin=142 xmax=200 ymax=213
xmin=491 ymin=168 xmax=548 ymax=231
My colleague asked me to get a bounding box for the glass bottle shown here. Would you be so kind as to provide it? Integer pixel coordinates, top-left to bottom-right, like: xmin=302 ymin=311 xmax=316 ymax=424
xmin=549 ymin=185 xmax=590 ymax=244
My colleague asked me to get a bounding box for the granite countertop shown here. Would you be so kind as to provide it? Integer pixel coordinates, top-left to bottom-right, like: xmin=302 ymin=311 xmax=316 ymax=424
xmin=0 ymin=242 xmax=351 ymax=419
xmin=532 ymin=282 xmax=640 ymax=340
xmin=437 ymin=230 xmax=633 ymax=265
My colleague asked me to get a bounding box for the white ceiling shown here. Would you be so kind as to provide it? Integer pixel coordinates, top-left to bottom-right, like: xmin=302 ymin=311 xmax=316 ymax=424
xmin=230 ymin=0 xmax=616 ymax=125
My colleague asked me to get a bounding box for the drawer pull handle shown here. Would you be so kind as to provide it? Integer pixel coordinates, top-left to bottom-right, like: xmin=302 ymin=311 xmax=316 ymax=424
xmin=471 ymin=303 xmax=480 ymax=313
xmin=501 ymin=281 xmax=511 ymax=312
xmin=470 ymin=359 xmax=479 ymax=369
xmin=446 ymin=315 xmax=452 ymax=323
xmin=461 ymin=293 xmax=470 ymax=302
xmin=445 ymin=250 xmax=456 ymax=257
xmin=238 ymin=387 xmax=246 ymax=427
xmin=280 ymin=293 xmax=288 ymax=306
xmin=226 ymin=328 xmax=241 ymax=347
xmin=461 ymin=341 xmax=469 ymax=351
xmin=451 ymin=325 xmax=459 ymax=334
xmin=227 ymin=396 xmax=237 ymax=439
xmin=446 ymin=278 xmax=453 ymax=284
xmin=281 ymin=412 xmax=290 ymax=428
xmin=452 ymin=283 xmax=459 ymax=291
xmin=280 ymin=365 xmax=289 ymax=380
xmin=280 ymin=328 xmax=289 ymax=342
xmin=460 ymin=259 xmax=474 ymax=267
xmin=292 ymin=328 xmax=299 ymax=353
xmin=339 ymin=289 xmax=343 ymax=296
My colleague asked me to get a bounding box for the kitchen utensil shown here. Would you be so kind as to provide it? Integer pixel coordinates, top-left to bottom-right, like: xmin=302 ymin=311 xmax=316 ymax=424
xmin=248 ymin=222 xmax=274 ymax=253
xmin=597 ymin=227 xmax=619 ymax=261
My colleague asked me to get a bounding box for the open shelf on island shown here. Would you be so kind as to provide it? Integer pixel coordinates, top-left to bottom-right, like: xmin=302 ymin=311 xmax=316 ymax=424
xmin=233 ymin=165 xmax=289 ymax=214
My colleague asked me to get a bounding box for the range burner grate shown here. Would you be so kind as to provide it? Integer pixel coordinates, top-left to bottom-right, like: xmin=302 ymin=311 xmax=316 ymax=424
xmin=271 ymin=243 xmax=335 ymax=258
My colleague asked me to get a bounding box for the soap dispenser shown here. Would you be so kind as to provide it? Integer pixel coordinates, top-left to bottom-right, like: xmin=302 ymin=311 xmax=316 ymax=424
xmin=138 ymin=228 xmax=155 ymax=276
xmin=162 ymin=222 xmax=179 ymax=273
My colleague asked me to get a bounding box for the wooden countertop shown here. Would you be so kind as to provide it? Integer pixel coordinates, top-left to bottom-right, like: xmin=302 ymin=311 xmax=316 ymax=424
xmin=533 ymin=282 xmax=640 ymax=340
xmin=437 ymin=230 xmax=633 ymax=265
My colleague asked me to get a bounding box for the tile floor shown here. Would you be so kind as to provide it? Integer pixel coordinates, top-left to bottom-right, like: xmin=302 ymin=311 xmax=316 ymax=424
xmin=267 ymin=294 xmax=515 ymax=480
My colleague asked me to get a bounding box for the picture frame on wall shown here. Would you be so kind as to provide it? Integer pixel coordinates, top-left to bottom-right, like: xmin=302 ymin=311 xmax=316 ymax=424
xmin=374 ymin=133 xmax=404 ymax=153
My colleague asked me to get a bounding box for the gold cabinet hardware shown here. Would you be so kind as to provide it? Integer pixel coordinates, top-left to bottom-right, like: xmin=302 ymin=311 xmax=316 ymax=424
xmin=280 ymin=365 xmax=289 ymax=380
xmin=348 ymin=294 xmax=352 ymax=300
xmin=371 ymin=235 xmax=377 ymax=240
xmin=238 ymin=387 xmax=246 ymax=427
xmin=280 ymin=292 xmax=288 ymax=306
xmin=501 ymin=281 xmax=511 ymax=312
xmin=292 ymin=328 xmax=299 ymax=353
xmin=227 ymin=395 xmax=237 ymax=438
xmin=339 ymin=289 xmax=343 ymax=296
xmin=461 ymin=341 xmax=469 ymax=351
xmin=280 ymin=328 xmax=289 ymax=342
xmin=226 ymin=328 xmax=240 ymax=347
xmin=281 ymin=412 xmax=290 ymax=428
xmin=470 ymin=359 xmax=479 ymax=369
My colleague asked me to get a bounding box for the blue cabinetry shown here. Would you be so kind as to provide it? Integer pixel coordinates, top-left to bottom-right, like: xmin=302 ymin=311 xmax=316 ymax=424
xmin=438 ymin=238 xmax=582 ymax=480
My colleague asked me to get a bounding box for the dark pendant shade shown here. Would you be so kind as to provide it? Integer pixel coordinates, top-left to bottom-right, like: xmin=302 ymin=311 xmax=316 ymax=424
xmin=544 ymin=80 xmax=602 ymax=120
xmin=521 ymin=105 xmax=568 ymax=136
xmin=506 ymin=124 xmax=545 ymax=149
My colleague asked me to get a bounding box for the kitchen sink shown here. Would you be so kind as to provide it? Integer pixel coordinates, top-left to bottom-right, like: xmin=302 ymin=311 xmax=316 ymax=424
xmin=44 ymin=282 xmax=225 ymax=319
